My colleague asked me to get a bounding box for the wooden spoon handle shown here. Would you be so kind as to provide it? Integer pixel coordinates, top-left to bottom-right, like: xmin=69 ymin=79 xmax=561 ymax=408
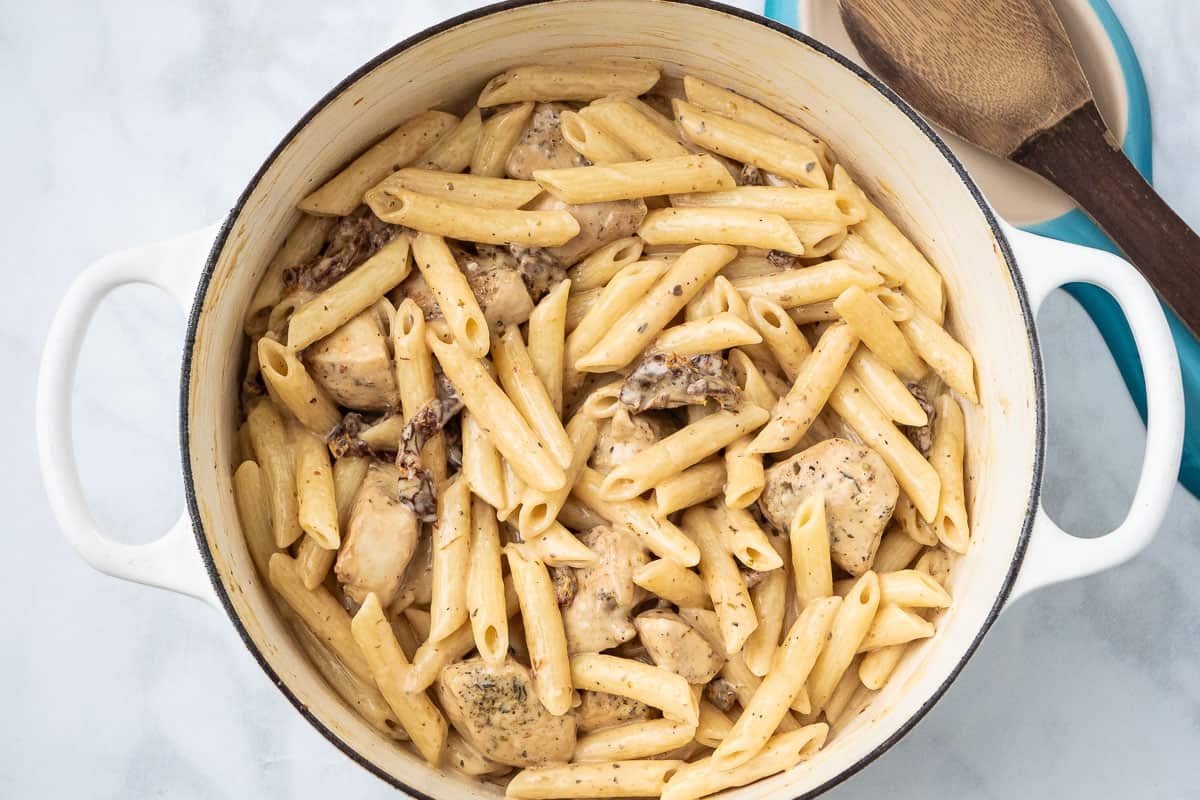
xmin=1013 ymin=100 xmax=1200 ymax=339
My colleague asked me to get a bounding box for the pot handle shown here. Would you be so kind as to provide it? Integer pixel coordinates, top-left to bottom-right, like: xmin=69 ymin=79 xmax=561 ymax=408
xmin=37 ymin=224 xmax=222 ymax=608
xmin=1003 ymin=224 xmax=1184 ymax=605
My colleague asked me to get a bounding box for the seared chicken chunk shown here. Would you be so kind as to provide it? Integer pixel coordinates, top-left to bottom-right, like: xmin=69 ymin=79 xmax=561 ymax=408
xmin=634 ymin=609 xmax=725 ymax=683
xmin=561 ymin=525 xmax=650 ymax=653
xmin=590 ymin=409 xmax=677 ymax=474
xmin=759 ymin=438 xmax=899 ymax=576
xmin=515 ymin=194 xmax=648 ymax=283
xmin=335 ymin=462 xmax=420 ymax=609
xmin=576 ymin=690 xmax=656 ymax=734
xmin=436 ymin=657 xmax=576 ymax=767
xmin=505 ymin=102 xmax=588 ymax=180
xmin=620 ymin=352 xmax=741 ymax=413
xmin=306 ymin=308 xmax=398 ymax=411
xmin=391 ymin=246 xmax=534 ymax=329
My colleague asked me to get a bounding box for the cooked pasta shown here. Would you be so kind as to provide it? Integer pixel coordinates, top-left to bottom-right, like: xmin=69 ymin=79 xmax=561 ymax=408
xmin=235 ymin=65 xmax=976 ymax=796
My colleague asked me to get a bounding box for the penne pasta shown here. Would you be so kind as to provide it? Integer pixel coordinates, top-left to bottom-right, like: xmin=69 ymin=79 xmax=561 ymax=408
xmin=257 ymin=338 xmax=341 ymax=436
xmin=857 ymin=605 xmax=935 ymax=652
xmin=298 ymin=110 xmax=458 ymax=216
xmin=930 ymin=394 xmax=971 ymax=553
xmin=732 ymin=259 xmax=882 ymax=308
xmin=368 ymin=188 xmax=580 ymax=248
xmin=566 ymin=236 xmax=644 ymax=293
xmin=466 ymin=496 xmax=509 ymax=666
xmin=711 ymin=504 xmax=784 ymax=572
xmin=789 ymin=492 xmax=834 ymax=609
xmin=573 ymin=468 xmax=700 ymax=567
xmin=507 ymin=544 xmax=576 ymax=716
xmin=519 ymin=411 xmax=599 ymax=539
xmin=477 ymin=62 xmax=661 ymax=107
xmin=849 ymin=347 xmax=929 ymax=426
xmin=633 ymin=559 xmax=711 ymax=609
xmin=695 ymin=702 xmax=734 ymax=748
xmin=580 ymin=98 xmax=689 ymax=159
xmin=508 ymin=760 xmax=683 ymax=800
xmin=833 ymin=286 xmax=927 ymax=380
xmin=572 ymin=719 xmax=696 ymax=762
xmin=291 ymin=423 xmax=340 ymax=550
xmin=429 ymin=476 xmax=472 ymax=642
xmin=415 ymin=106 xmax=483 ymax=172
xmin=688 ymin=507 xmax=758 ymax=655
xmin=471 ymin=101 xmax=535 ymax=177
xmin=527 ymin=522 xmax=599 ymax=568
xmin=461 ymin=410 xmax=506 ymax=510
xmin=494 ymin=326 xmax=573 ymax=468
xmin=806 ymin=571 xmax=880 ymax=713
xmin=392 ymin=297 xmax=447 ymax=482
xmin=661 ymin=724 xmax=828 ymax=800
xmin=638 ymin=207 xmax=806 ymax=254
xmin=570 ymin=653 xmax=698 ymax=725
xmin=559 ymin=109 xmax=639 ymax=164
xmin=670 ymin=186 xmax=858 ymax=223
xmin=245 ymin=214 xmax=337 ymax=334
xmin=873 ymin=529 xmax=925 ymax=573
xmin=246 ymin=399 xmax=301 ymax=548
xmin=534 ymin=154 xmax=736 ymax=205
xmin=790 ymin=219 xmax=847 ymax=258
xmin=654 ymin=458 xmax=726 ymax=515
xmin=410 ymin=232 xmax=487 ymax=358
xmin=527 ymin=279 xmax=572 ymax=417
xmin=370 ymin=167 xmax=543 ymax=209
xmin=233 ymin=460 xmax=275 ymax=579
xmin=747 ymin=296 xmax=812 ymax=379
xmin=742 ymin=544 xmax=788 ymax=676
xmin=899 ymin=308 xmax=979 ymax=403
xmin=651 ymin=312 xmax=762 ymax=357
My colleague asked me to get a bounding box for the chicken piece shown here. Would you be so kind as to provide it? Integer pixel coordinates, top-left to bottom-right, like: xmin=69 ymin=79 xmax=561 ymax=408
xmin=513 ymin=195 xmax=648 ymax=289
xmin=575 ymin=690 xmax=656 ymax=734
xmin=620 ymin=352 xmax=741 ymax=413
xmin=287 ymin=207 xmax=401 ymax=292
xmin=589 ymin=409 xmax=677 ymax=474
xmin=436 ymin=657 xmax=576 ymax=767
xmin=390 ymin=247 xmax=534 ymax=330
xmin=505 ymin=102 xmax=588 ymax=180
xmin=759 ymin=438 xmax=899 ymax=576
xmin=561 ymin=525 xmax=650 ymax=653
xmin=335 ymin=462 xmax=420 ymax=609
xmin=305 ymin=309 xmax=398 ymax=411
xmin=634 ymin=609 xmax=725 ymax=683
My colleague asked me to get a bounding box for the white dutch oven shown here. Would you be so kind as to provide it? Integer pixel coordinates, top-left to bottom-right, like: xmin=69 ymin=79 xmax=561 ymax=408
xmin=37 ymin=1 xmax=1185 ymax=796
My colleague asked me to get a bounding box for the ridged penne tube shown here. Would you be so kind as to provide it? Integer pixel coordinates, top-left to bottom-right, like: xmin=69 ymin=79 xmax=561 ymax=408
xmin=849 ymin=347 xmax=929 ymax=426
xmin=410 ymin=233 xmax=490 ymax=357
xmin=806 ymin=571 xmax=880 ymax=713
xmin=662 ymin=724 xmax=829 ymax=800
xmin=638 ymin=208 xmax=806 ymax=254
xmin=233 ymin=460 xmax=275 ymax=578
xmin=571 ymin=653 xmax=699 ymax=725
xmin=652 ymin=312 xmax=762 ymax=357
xmin=471 ymin=101 xmax=534 ymax=177
xmin=297 ymin=453 xmax=369 ymax=589
xmin=857 ymin=605 xmax=935 ymax=652
xmin=268 ymin=553 xmax=372 ymax=684
xmin=716 ymin=652 xmax=796 ymax=730
xmin=564 ymin=260 xmax=669 ymax=384
xmin=930 ymin=394 xmax=970 ymax=552
xmin=477 ymin=62 xmax=661 ymax=107
xmin=415 ymin=106 xmax=483 ymax=172
xmin=670 ymin=186 xmax=858 ymax=223
xmin=257 ymin=339 xmax=341 ymax=436
xmin=633 ymin=559 xmax=711 ymax=609
xmin=899 ymin=309 xmax=979 ymax=403
xmin=833 ymin=286 xmax=927 ymax=380
xmin=848 ymin=186 xmax=945 ymax=322
xmin=914 ymin=546 xmax=953 ymax=588
xmin=833 ymin=230 xmax=907 ymax=287
xmin=297 ymin=110 xmax=458 ymax=216
xmin=859 ymin=644 xmax=903 ymax=692
xmin=527 ymin=280 xmax=571 ymax=417
xmin=285 ymin=608 xmax=407 ymax=742
xmin=466 ymin=496 xmax=508 ymax=665
xmin=369 ymin=188 xmax=580 ymax=248
xmin=688 ymin=507 xmax=758 ymax=655
xmin=498 ymin=459 xmax=526 ymax=522
xmin=713 ymin=597 xmax=841 ymax=769
xmin=392 ymin=297 xmax=447 ymax=482
xmin=349 ymin=593 xmax=448 ymax=764
xmin=245 ymin=214 xmax=336 ymax=334
xmin=534 ymin=154 xmax=735 ymax=204
xmin=507 ymin=544 xmax=574 ymax=716
xmin=748 ymin=296 xmax=813 ymax=379
xmin=507 ymin=760 xmax=683 ymax=800
xmin=822 ymin=657 xmax=863 ymax=726
xmin=828 ymin=374 xmax=942 ymax=522
xmin=370 ymin=168 xmax=543 ymax=209
xmin=429 ymin=476 xmax=471 ymax=642
xmin=567 ymin=237 xmax=644 ymax=293
xmin=576 ymin=244 xmax=736 ymax=372
xmin=579 ymin=99 xmax=689 ymax=159
xmin=461 ymin=411 xmax=506 ymax=510
xmin=787 ymin=301 xmax=839 ymax=325
xmin=733 ymin=259 xmax=882 ymax=308
xmin=712 ymin=504 xmax=784 ymax=572
xmin=428 ymin=332 xmax=567 ymax=493
xmin=789 ymin=492 xmax=834 ymax=609
xmin=674 ymin=99 xmax=828 ymax=189
xmin=565 ymin=287 xmax=599 ymax=333
xmin=559 ymin=110 xmax=637 ymax=164
xmin=247 ymin=400 xmax=301 ymax=548
xmin=494 ymin=326 xmax=573 ymax=468
xmin=727 ymin=347 xmax=781 ymax=408
xmin=790 ymin=220 xmax=848 ymax=258
xmin=695 ymin=702 xmax=735 ymax=747
xmin=876 ymin=569 xmax=953 ymax=608
xmin=602 ymin=404 xmax=770 ymax=500
xmin=683 ymin=74 xmax=834 ymax=174
xmin=720 ymin=254 xmax=780 ymax=281
xmin=291 ymin=424 xmax=339 ymax=550
xmin=519 ymin=412 xmax=599 ymax=539
xmin=873 ymin=529 xmax=925 ymax=573
xmin=573 ymin=468 xmax=699 ymax=566
xmin=723 ymin=432 xmax=765 ymax=510
xmin=749 ymin=323 xmax=858 ymax=454
xmin=742 ymin=549 xmax=788 ymax=676
xmin=528 ymin=522 xmax=598 ymax=567
xmin=653 ymin=458 xmax=725 ymax=515
xmin=573 ymin=719 xmax=697 ymax=762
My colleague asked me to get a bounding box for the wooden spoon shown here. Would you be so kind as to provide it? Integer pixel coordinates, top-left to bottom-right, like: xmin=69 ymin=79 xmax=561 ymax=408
xmin=840 ymin=0 xmax=1200 ymax=337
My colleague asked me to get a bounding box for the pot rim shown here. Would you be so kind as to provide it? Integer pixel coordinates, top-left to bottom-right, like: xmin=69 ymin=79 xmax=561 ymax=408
xmin=180 ymin=0 xmax=1046 ymax=795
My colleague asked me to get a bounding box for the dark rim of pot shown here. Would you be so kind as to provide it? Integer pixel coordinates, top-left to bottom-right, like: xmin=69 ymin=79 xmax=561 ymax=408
xmin=179 ymin=1 xmax=1044 ymax=796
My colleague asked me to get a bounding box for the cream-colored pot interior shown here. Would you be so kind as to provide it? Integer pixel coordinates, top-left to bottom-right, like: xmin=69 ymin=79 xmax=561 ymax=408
xmin=185 ymin=1 xmax=1040 ymax=795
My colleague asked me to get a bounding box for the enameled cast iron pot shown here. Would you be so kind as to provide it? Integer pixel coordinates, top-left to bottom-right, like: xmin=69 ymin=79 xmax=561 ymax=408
xmin=37 ymin=1 xmax=1185 ymax=796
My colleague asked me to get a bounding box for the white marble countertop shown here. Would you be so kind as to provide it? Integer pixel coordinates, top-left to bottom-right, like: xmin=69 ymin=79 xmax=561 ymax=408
xmin=5 ymin=0 xmax=1198 ymax=796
